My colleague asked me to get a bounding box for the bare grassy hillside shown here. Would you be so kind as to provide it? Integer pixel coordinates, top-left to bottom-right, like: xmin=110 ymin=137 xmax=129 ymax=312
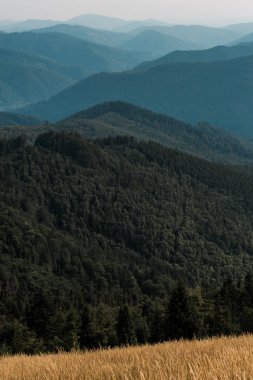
xmin=1 ymin=335 xmax=253 ymax=379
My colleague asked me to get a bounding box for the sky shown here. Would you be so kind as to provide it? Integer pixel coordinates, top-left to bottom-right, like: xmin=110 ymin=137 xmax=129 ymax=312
xmin=1 ymin=0 xmax=253 ymax=25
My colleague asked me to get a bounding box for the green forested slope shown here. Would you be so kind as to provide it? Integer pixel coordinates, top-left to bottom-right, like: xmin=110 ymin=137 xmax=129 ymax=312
xmin=4 ymin=102 xmax=253 ymax=164
xmin=1 ymin=132 xmax=253 ymax=296
xmin=1 ymin=132 xmax=253 ymax=351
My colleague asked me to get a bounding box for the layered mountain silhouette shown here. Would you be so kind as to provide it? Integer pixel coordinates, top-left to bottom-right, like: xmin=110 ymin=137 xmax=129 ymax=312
xmin=127 ymin=25 xmax=242 ymax=48
xmin=21 ymin=55 xmax=253 ymax=137
xmin=0 ymin=47 xmax=84 ymax=110
xmin=119 ymin=30 xmax=200 ymax=57
xmin=136 ymin=42 xmax=253 ymax=69
xmin=0 ymin=32 xmax=149 ymax=75
xmin=231 ymin=33 xmax=253 ymax=45
xmin=67 ymin=14 xmax=127 ymax=30
xmin=34 ymin=25 xmax=200 ymax=57
xmin=32 ymin=24 xmax=129 ymax=47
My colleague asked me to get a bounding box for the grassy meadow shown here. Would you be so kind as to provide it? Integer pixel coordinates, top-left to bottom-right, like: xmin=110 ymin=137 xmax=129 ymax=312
xmin=0 ymin=335 xmax=253 ymax=379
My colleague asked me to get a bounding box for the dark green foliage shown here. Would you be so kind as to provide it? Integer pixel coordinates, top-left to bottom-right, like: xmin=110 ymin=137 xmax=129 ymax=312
xmin=117 ymin=305 xmax=136 ymax=345
xmin=210 ymin=280 xmax=241 ymax=335
xmin=1 ymin=132 xmax=253 ymax=352
xmin=165 ymin=283 xmax=199 ymax=340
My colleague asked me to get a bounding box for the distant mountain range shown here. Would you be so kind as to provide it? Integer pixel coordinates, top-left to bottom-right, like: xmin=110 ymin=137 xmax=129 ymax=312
xmin=136 ymin=42 xmax=253 ymax=70
xmin=226 ymin=22 xmax=253 ymax=35
xmin=1 ymin=15 xmax=252 ymax=40
xmin=33 ymin=24 xmax=201 ymax=57
xmin=0 ymin=47 xmax=84 ymax=110
xmin=120 ymin=30 xmax=200 ymax=57
xmin=128 ymin=25 xmax=242 ymax=48
xmin=0 ymin=31 xmax=151 ymax=110
xmin=0 ymin=19 xmax=60 ymax=32
xmin=67 ymin=14 xmax=128 ymax=30
xmin=20 ymin=54 xmax=253 ymax=138
xmin=0 ymin=32 xmax=148 ymax=74
xmin=55 ymin=20 xmax=243 ymax=49
xmin=32 ymin=24 xmax=130 ymax=47
xmin=230 ymin=33 xmax=253 ymax=45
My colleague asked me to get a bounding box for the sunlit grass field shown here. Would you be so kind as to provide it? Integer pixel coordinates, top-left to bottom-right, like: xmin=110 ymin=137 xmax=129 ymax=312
xmin=1 ymin=335 xmax=253 ymax=379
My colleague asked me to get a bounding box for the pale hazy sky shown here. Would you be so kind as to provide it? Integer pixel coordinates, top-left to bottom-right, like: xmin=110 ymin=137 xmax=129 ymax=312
xmin=1 ymin=0 xmax=253 ymax=25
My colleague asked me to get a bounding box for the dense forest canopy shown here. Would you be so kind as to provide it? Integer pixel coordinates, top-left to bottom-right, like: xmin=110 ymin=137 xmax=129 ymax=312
xmin=1 ymin=131 xmax=253 ymax=352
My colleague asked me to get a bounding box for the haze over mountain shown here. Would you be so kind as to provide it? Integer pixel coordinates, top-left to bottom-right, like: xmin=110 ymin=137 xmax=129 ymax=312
xmin=113 ymin=19 xmax=171 ymax=33
xmin=226 ymin=22 xmax=253 ymax=35
xmin=0 ymin=47 xmax=84 ymax=110
xmin=0 ymin=19 xmax=60 ymax=32
xmin=0 ymin=32 xmax=149 ymax=73
xmin=21 ymin=55 xmax=253 ymax=137
xmin=119 ymin=30 xmax=200 ymax=57
xmin=230 ymin=33 xmax=253 ymax=45
xmin=67 ymin=14 xmax=127 ymax=30
xmin=136 ymin=42 xmax=253 ymax=70
xmin=129 ymin=25 xmax=242 ymax=48
xmin=34 ymin=24 xmax=202 ymax=58
xmin=32 ymin=24 xmax=129 ymax=47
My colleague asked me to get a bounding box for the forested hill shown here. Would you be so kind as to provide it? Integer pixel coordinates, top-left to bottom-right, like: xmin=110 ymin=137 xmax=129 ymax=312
xmin=2 ymin=132 xmax=253 ymax=351
xmin=59 ymin=101 xmax=253 ymax=164
xmin=1 ymin=132 xmax=253 ymax=291
xmin=3 ymin=101 xmax=253 ymax=164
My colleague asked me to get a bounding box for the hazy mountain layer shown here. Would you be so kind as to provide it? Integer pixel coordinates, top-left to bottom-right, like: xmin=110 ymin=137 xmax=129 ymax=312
xmin=136 ymin=42 xmax=253 ymax=70
xmin=119 ymin=30 xmax=200 ymax=57
xmin=32 ymin=24 xmax=129 ymax=47
xmin=0 ymin=32 xmax=150 ymax=75
xmin=21 ymin=55 xmax=253 ymax=137
xmin=128 ymin=25 xmax=242 ymax=48
xmin=0 ymin=47 xmax=82 ymax=110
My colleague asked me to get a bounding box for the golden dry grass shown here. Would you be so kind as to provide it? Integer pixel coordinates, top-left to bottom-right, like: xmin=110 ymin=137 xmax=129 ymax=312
xmin=1 ymin=335 xmax=253 ymax=379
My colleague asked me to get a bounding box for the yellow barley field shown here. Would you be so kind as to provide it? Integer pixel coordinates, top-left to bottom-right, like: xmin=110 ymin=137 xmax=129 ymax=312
xmin=1 ymin=335 xmax=253 ymax=380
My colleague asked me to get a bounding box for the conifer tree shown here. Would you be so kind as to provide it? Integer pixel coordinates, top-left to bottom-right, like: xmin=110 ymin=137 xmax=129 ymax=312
xmin=116 ymin=305 xmax=136 ymax=345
